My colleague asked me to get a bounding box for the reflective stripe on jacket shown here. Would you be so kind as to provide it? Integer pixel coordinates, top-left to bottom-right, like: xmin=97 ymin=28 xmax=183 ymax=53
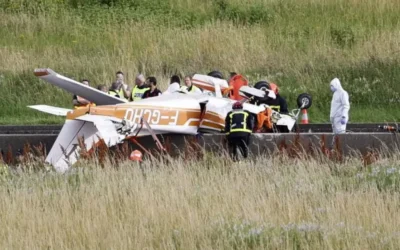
xmin=131 ymin=85 xmax=150 ymax=101
xmin=227 ymin=110 xmax=252 ymax=134
xmin=108 ymin=90 xmax=120 ymax=97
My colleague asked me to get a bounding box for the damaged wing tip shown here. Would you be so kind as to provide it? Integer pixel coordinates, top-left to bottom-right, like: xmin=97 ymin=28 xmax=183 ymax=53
xmin=34 ymin=68 xmax=51 ymax=77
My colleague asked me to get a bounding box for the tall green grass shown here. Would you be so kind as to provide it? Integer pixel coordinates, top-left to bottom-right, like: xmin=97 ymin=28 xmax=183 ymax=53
xmin=1 ymin=152 xmax=400 ymax=248
xmin=1 ymin=0 xmax=400 ymax=124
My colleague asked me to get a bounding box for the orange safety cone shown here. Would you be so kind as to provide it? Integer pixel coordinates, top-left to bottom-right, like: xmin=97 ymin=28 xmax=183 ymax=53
xmin=129 ymin=150 xmax=143 ymax=162
xmin=301 ymin=109 xmax=309 ymax=124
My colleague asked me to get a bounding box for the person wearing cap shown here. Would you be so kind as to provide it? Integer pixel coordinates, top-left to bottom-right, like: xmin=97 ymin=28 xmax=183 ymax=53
xmin=115 ymin=71 xmax=130 ymax=99
xmin=143 ymin=76 xmax=162 ymax=98
xmin=73 ymin=79 xmax=96 ymax=109
xmin=131 ymin=74 xmax=150 ymax=101
xmin=180 ymin=75 xmax=202 ymax=94
xmin=223 ymin=101 xmax=255 ymax=161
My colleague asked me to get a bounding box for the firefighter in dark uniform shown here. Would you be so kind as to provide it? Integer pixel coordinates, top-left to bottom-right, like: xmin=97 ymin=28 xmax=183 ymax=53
xmin=253 ymin=83 xmax=288 ymax=114
xmin=224 ymin=101 xmax=255 ymax=162
xmin=255 ymin=83 xmax=289 ymax=132
xmin=264 ymin=83 xmax=288 ymax=114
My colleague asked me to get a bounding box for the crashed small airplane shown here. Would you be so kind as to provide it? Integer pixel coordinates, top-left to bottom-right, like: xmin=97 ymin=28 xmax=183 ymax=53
xmin=30 ymin=68 xmax=312 ymax=172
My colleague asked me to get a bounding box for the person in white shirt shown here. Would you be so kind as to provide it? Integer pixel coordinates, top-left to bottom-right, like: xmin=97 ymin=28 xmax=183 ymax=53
xmin=164 ymin=75 xmax=181 ymax=94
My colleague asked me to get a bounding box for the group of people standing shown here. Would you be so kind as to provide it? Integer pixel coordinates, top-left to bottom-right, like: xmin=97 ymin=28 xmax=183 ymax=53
xmin=105 ymin=71 xmax=202 ymax=101
xmin=73 ymin=71 xmax=202 ymax=108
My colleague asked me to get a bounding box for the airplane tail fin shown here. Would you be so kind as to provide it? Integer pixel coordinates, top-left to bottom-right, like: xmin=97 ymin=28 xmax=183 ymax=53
xmin=28 ymin=105 xmax=72 ymax=116
xmin=46 ymin=116 xmax=123 ymax=172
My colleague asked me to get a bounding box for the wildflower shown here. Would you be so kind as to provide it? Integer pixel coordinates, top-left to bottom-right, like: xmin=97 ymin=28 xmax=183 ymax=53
xmin=366 ymin=231 xmax=377 ymax=239
xmin=282 ymin=223 xmax=296 ymax=231
xmin=248 ymin=227 xmax=263 ymax=236
xmin=0 ymin=164 xmax=9 ymax=176
xmin=386 ymin=167 xmax=396 ymax=175
xmin=297 ymin=223 xmax=321 ymax=232
xmin=370 ymin=167 xmax=380 ymax=177
xmin=315 ymin=207 xmax=327 ymax=213
xmin=336 ymin=222 xmax=345 ymax=228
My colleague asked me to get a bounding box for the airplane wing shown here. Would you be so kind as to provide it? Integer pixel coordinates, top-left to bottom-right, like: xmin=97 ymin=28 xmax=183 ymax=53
xmin=46 ymin=115 xmax=125 ymax=172
xmin=34 ymin=68 xmax=128 ymax=106
xmin=28 ymin=105 xmax=72 ymax=116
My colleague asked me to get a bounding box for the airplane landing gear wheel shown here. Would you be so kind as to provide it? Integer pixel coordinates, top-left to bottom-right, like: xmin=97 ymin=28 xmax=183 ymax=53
xmin=207 ymin=70 xmax=224 ymax=79
xmin=254 ymin=81 xmax=270 ymax=91
xmin=297 ymin=93 xmax=312 ymax=109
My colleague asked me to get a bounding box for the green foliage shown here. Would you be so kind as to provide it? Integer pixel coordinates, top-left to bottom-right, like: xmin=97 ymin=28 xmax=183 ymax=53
xmin=214 ymin=0 xmax=274 ymax=26
xmin=357 ymin=165 xmax=400 ymax=192
xmin=330 ymin=26 xmax=356 ymax=48
xmin=0 ymin=152 xmax=400 ymax=248
xmin=0 ymin=0 xmax=67 ymax=14
xmin=1 ymin=0 xmax=400 ymax=124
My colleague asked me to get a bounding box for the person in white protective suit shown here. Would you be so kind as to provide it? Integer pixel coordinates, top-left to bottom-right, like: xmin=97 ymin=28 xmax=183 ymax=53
xmin=330 ymin=78 xmax=350 ymax=134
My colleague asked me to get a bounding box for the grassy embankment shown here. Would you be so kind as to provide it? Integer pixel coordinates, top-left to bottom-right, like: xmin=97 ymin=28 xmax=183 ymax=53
xmin=0 ymin=150 xmax=400 ymax=248
xmin=1 ymin=0 xmax=400 ymax=124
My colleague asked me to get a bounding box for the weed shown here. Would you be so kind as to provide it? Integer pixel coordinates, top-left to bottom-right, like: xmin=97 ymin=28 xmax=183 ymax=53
xmin=1 ymin=0 xmax=400 ymax=124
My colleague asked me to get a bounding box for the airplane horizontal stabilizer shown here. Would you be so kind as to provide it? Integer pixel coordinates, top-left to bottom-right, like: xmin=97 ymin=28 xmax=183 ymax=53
xmin=28 ymin=105 xmax=72 ymax=116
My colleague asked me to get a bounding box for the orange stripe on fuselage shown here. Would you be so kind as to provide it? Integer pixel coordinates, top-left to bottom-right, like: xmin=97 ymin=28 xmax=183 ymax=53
xmin=188 ymin=120 xmax=200 ymax=127
xmin=66 ymin=107 xmax=89 ymax=120
xmin=200 ymin=121 xmax=224 ymax=130
xmin=67 ymin=105 xmax=202 ymax=127
xmin=202 ymin=112 xmax=225 ymax=126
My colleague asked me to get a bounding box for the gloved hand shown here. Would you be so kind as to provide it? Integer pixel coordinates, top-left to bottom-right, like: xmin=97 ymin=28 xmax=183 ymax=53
xmin=340 ymin=116 xmax=347 ymax=125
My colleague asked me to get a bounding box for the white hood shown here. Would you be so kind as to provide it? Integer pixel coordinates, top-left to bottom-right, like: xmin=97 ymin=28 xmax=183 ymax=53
xmin=330 ymin=78 xmax=343 ymax=91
